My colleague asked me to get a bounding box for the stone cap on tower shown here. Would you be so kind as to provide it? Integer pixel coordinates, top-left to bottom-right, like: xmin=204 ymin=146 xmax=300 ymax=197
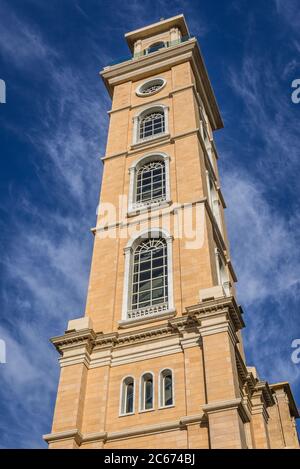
xmin=125 ymin=14 xmax=190 ymax=56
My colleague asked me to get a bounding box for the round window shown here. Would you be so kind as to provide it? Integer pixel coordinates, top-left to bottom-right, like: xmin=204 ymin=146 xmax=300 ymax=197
xmin=136 ymin=78 xmax=166 ymax=97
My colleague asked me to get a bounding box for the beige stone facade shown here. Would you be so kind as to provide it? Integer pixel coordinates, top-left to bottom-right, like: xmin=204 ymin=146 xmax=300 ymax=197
xmin=44 ymin=15 xmax=299 ymax=449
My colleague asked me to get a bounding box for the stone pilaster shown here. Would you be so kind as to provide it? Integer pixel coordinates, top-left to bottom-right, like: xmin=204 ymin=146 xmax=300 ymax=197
xmin=187 ymin=295 xmax=248 ymax=448
xmin=43 ymin=318 xmax=96 ymax=449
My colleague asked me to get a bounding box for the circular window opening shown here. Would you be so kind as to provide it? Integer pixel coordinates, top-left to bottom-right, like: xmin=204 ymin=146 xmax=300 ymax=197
xmin=136 ymin=78 xmax=166 ymax=97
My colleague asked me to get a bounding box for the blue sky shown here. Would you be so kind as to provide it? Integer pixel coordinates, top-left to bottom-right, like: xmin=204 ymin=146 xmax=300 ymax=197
xmin=0 ymin=0 xmax=300 ymax=448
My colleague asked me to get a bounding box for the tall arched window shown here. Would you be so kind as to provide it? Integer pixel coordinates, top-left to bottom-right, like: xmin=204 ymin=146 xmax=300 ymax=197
xmin=160 ymin=369 xmax=173 ymax=407
xmin=140 ymin=373 xmax=154 ymax=411
xmin=136 ymin=160 xmax=166 ymax=205
xmin=128 ymin=152 xmax=171 ymax=214
xmin=131 ymin=238 xmax=168 ymax=313
xmin=120 ymin=376 xmax=135 ymax=415
xmin=121 ymin=229 xmax=174 ymax=324
xmin=139 ymin=110 xmax=165 ymax=140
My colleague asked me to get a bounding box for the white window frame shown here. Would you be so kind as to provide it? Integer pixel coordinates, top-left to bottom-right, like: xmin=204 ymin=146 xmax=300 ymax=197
xmin=119 ymin=375 xmax=135 ymax=416
xmin=206 ymin=170 xmax=222 ymax=233
xmin=121 ymin=228 xmax=175 ymax=324
xmin=128 ymin=152 xmax=171 ymax=215
xmin=136 ymin=77 xmax=166 ymax=97
xmin=215 ymin=248 xmax=230 ymax=296
xmin=139 ymin=371 xmax=155 ymax=412
xmin=132 ymin=104 xmax=169 ymax=145
xmin=159 ymin=368 xmax=175 ymax=409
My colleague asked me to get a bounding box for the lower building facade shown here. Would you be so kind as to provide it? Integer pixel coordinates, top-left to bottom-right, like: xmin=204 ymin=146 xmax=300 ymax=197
xmin=44 ymin=294 xmax=299 ymax=449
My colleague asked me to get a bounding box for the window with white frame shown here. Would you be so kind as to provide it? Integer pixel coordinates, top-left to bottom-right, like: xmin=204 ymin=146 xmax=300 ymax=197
xmin=122 ymin=230 xmax=174 ymax=322
xmin=206 ymin=171 xmax=222 ymax=232
xmin=215 ymin=248 xmax=230 ymax=296
xmin=136 ymin=160 xmax=166 ymax=204
xmin=133 ymin=105 xmax=168 ymax=145
xmin=136 ymin=78 xmax=166 ymax=97
xmin=128 ymin=153 xmax=170 ymax=214
xmin=160 ymin=369 xmax=173 ymax=407
xmin=140 ymin=111 xmax=165 ymax=140
xmin=132 ymin=238 xmax=168 ymax=312
xmin=120 ymin=376 xmax=135 ymax=415
xmin=140 ymin=373 xmax=154 ymax=411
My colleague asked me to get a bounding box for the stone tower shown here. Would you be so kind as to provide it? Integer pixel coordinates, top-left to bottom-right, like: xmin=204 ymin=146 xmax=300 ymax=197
xmin=44 ymin=15 xmax=299 ymax=449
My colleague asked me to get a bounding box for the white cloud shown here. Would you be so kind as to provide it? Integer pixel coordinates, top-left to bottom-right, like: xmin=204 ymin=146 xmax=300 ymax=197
xmin=0 ymin=3 xmax=109 ymax=448
xmin=274 ymin=0 xmax=300 ymax=32
xmin=223 ymin=170 xmax=300 ymax=306
xmin=0 ymin=3 xmax=57 ymax=67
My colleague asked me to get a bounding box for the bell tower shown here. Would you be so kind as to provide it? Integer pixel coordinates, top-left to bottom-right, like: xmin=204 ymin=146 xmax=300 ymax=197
xmin=44 ymin=15 xmax=299 ymax=449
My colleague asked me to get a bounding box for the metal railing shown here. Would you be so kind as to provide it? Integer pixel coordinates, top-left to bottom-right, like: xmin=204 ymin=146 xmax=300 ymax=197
xmin=106 ymin=34 xmax=192 ymax=68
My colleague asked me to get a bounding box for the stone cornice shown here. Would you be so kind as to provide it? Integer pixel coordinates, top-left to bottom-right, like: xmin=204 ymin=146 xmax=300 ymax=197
xmin=50 ymin=298 xmax=245 ymax=368
xmin=185 ymin=295 xmax=245 ymax=332
xmin=107 ymin=83 xmax=195 ymax=115
xmin=43 ymin=429 xmax=83 ymax=446
xmin=51 ymin=328 xmax=97 ymax=356
xmin=235 ymin=347 xmax=249 ymax=384
xmin=203 ymin=398 xmax=250 ymax=423
xmin=254 ymin=381 xmax=275 ymax=408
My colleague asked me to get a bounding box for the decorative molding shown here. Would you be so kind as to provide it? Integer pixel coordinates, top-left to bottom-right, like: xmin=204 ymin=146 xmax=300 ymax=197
xmin=44 ymin=411 xmax=207 ymax=446
xmin=203 ymin=398 xmax=250 ymax=423
xmin=82 ymin=432 xmax=106 ymax=443
xmin=43 ymin=429 xmax=83 ymax=445
xmin=101 ymin=150 xmax=127 ymax=161
xmin=118 ymin=308 xmax=176 ymax=328
xmin=135 ymin=77 xmax=166 ymax=97
xmin=51 ymin=297 xmax=245 ymax=370
xmin=186 ymin=295 xmax=245 ymax=332
xmin=130 ymin=133 xmax=170 ymax=151
xmin=51 ymin=328 xmax=97 ymax=356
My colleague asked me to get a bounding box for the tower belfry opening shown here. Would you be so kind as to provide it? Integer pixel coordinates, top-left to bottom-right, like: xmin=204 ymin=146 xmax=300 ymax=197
xmin=44 ymin=14 xmax=299 ymax=449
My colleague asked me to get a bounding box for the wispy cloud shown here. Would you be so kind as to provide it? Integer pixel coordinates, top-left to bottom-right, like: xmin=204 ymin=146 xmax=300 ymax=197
xmin=0 ymin=3 xmax=57 ymax=68
xmin=274 ymin=0 xmax=300 ymax=32
xmin=0 ymin=2 xmax=108 ymax=448
xmin=223 ymin=170 xmax=300 ymax=306
xmin=221 ymin=14 xmax=300 ymax=392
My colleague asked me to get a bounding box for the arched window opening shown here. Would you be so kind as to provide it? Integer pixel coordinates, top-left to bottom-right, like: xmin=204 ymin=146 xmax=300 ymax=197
xmin=131 ymin=238 xmax=168 ymax=313
xmin=141 ymin=373 xmax=154 ymax=411
xmin=121 ymin=377 xmax=134 ymax=415
xmin=160 ymin=369 xmax=173 ymax=407
xmin=136 ymin=160 xmax=166 ymax=206
xmin=139 ymin=110 xmax=165 ymax=140
xmin=147 ymin=42 xmax=166 ymax=54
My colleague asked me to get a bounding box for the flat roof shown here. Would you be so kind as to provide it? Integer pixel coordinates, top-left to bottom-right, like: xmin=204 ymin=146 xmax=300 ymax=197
xmin=125 ymin=14 xmax=190 ymax=52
